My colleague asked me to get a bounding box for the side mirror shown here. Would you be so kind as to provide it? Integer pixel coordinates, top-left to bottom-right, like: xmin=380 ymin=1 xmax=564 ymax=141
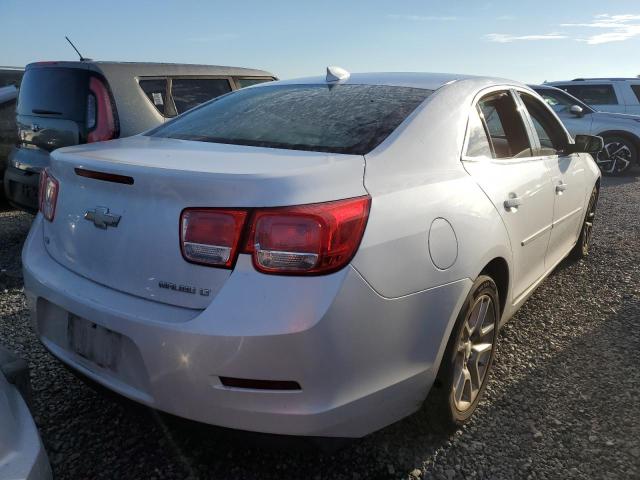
xmin=565 ymin=134 xmax=604 ymax=154
xmin=570 ymin=105 xmax=584 ymax=117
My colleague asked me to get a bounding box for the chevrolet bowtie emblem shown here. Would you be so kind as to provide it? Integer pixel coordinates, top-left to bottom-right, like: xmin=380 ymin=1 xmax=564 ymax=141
xmin=84 ymin=207 xmax=121 ymax=229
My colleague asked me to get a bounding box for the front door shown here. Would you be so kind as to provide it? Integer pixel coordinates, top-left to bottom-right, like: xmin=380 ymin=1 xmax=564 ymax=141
xmin=462 ymin=89 xmax=555 ymax=301
xmin=517 ymin=92 xmax=586 ymax=268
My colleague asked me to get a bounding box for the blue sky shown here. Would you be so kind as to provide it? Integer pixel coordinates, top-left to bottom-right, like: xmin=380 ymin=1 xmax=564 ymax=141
xmin=1 ymin=0 xmax=637 ymax=83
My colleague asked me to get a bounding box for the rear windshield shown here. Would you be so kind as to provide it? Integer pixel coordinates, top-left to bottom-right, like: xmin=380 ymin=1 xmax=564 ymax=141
xmin=148 ymin=84 xmax=432 ymax=155
xmin=17 ymin=67 xmax=89 ymax=121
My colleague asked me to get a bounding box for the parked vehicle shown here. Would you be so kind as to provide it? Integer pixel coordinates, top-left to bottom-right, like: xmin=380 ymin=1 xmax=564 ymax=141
xmin=23 ymin=69 xmax=601 ymax=437
xmin=5 ymin=61 xmax=275 ymax=212
xmin=0 ymin=345 xmax=52 ymax=480
xmin=531 ymin=85 xmax=640 ymax=175
xmin=0 ymin=66 xmax=24 ymax=88
xmin=0 ymin=85 xmax=18 ymax=193
xmin=547 ymin=78 xmax=640 ymax=115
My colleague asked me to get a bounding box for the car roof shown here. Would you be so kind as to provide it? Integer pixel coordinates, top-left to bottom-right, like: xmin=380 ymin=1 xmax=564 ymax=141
xmin=25 ymin=61 xmax=274 ymax=78
xmin=548 ymin=78 xmax=640 ymax=83
xmin=268 ymin=71 xmax=525 ymax=91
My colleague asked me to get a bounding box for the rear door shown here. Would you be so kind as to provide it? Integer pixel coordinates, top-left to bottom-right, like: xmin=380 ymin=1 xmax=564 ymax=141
xmin=517 ymin=91 xmax=586 ymax=268
xmin=462 ymin=89 xmax=555 ymax=301
xmin=16 ymin=66 xmax=89 ymax=152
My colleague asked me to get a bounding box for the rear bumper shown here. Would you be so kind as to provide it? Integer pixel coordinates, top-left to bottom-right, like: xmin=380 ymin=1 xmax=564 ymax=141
xmin=0 ymin=346 xmax=52 ymax=480
xmin=4 ymin=148 xmax=49 ymax=213
xmin=23 ymin=215 xmax=470 ymax=437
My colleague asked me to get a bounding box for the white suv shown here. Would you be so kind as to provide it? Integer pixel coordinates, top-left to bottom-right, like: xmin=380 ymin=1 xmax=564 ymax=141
xmin=547 ymin=78 xmax=640 ymax=115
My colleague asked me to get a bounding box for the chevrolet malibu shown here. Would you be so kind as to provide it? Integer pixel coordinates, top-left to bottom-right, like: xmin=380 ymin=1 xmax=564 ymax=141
xmin=23 ymin=69 xmax=602 ymax=438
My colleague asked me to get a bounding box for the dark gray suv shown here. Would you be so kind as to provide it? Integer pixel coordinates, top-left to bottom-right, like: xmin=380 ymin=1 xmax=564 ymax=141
xmin=5 ymin=61 xmax=274 ymax=212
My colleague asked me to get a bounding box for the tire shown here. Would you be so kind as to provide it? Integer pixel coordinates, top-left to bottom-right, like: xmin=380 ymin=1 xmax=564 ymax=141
xmin=425 ymin=275 xmax=500 ymax=433
xmin=596 ymin=135 xmax=637 ymax=175
xmin=570 ymin=185 xmax=599 ymax=261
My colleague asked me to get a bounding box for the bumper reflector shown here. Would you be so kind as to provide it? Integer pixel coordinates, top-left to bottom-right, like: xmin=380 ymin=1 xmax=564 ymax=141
xmin=219 ymin=377 xmax=301 ymax=391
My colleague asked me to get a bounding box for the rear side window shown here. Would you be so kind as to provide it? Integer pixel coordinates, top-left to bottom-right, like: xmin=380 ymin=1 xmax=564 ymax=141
xmin=561 ymin=84 xmax=618 ymax=105
xmin=17 ymin=67 xmax=89 ymax=121
xmin=235 ymin=78 xmax=273 ymax=89
xmin=630 ymin=85 xmax=640 ymax=102
xmin=518 ymin=92 xmax=568 ymax=156
xmin=465 ymin=109 xmax=492 ymax=158
xmin=171 ymin=78 xmax=232 ymax=114
xmin=149 ymin=84 xmax=432 ymax=155
xmin=476 ymin=91 xmax=532 ymax=159
xmin=139 ymin=78 xmax=168 ymax=115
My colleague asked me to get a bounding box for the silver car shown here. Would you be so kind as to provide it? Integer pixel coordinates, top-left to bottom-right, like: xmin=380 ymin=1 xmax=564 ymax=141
xmin=532 ymin=85 xmax=640 ymax=175
xmin=23 ymin=70 xmax=601 ymax=438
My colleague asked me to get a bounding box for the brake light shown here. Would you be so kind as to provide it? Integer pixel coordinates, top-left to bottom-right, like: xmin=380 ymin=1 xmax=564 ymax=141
xmin=180 ymin=196 xmax=370 ymax=274
xmin=38 ymin=169 xmax=59 ymax=222
xmin=244 ymin=197 xmax=370 ymax=274
xmin=180 ymin=209 xmax=248 ymax=268
xmin=87 ymin=77 xmax=116 ymax=143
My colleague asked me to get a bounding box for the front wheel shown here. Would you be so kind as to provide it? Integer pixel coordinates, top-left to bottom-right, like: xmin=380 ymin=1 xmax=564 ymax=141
xmin=570 ymin=185 xmax=599 ymax=260
xmin=425 ymin=275 xmax=500 ymax=432
xmin=596 ymin=136 xmax=636 ymax=175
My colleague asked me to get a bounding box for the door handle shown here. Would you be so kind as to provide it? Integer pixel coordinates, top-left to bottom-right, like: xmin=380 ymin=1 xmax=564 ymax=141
xmin=504 ymin=194 xmax=522 ymax=210
xmin=556 ymin=182 xmax=567 ymax=194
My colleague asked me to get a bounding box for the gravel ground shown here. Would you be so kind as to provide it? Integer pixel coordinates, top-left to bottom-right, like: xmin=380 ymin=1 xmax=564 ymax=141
xmin=0 ymin=175 xmax=639 ymax=480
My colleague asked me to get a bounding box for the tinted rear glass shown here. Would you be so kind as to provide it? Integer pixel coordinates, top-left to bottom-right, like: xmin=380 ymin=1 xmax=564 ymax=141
xmin=171 ymin=78 xmax=232 ymax=115
xmin=149 ymin=84 xmax=431 ymax=155
xmin=17 ymin=67 xmax=89 ymax=121
xmin=561 ymin=84 xmax=618 ymax=105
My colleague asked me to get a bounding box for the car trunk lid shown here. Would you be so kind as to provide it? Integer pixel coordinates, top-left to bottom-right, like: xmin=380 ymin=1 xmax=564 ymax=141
xmin=43 ymin=136 xmax=367 ymax=309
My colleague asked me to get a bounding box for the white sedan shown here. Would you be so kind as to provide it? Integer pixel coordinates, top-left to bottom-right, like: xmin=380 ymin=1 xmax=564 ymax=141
xmin=23 ymin=69 xmax=601 ymax=438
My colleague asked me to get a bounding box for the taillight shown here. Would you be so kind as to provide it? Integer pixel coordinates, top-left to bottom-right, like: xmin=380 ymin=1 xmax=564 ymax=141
xmin=180 ymin=209 xmax=248 ymax=268
xmin=87 ymin=76 xmax=116 ymax=143
xmin=38 ymin=169 xmax=59 ymax=222
xmin=180 ymin=196 xmax=371 ymax=275
xmin=244 ymin=197 xmax=371 ymax=274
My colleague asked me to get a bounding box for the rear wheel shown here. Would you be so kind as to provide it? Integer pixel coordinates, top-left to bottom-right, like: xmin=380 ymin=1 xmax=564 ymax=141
xmin=570 ymin=185 xmax=599 ymax=260
xmin=425 ymin=275 xmax=500 ymax=432
xmin=596 ymin=135 xmax=636 ymax=175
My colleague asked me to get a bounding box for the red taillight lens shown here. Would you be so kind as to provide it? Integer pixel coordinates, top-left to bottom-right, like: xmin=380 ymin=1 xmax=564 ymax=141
xmin=244 ymin=196 xmax=371 ymax=274
xmin=180 ymin=209 xmax=248 ymax=268
xmin=180 ymin=196 xmax=371 ymax=274
xmin=87 ymin=76 xmax=116 ymax=143
xmin=38 ymin=169 xmax=59 ymax=222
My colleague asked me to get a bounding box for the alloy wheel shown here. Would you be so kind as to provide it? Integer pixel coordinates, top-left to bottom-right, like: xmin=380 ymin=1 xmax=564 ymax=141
xmin=596 ymin=141 xmax=632 ymax=174
xmin=581 ymin=188 xmax=598 ymax=255
xmin=452 ymin=294 xmax=496 ymax=412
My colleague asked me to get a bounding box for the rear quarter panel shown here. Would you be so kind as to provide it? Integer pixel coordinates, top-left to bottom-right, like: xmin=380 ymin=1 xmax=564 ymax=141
xmin=352 ymin=80 xmax=513 ymax=301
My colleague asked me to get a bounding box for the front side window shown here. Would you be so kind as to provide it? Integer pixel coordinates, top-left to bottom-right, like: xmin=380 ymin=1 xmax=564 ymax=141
xmin=561 ymin=84 xmax=618 ymax=105
xmin=535 ymin=88 xmax=593 ymax=115
xmin=630 ymin=84 xmax=640 ymax=103
xmin=476 ymin=91 xmax=532 ymax=159
xmin=149 ymin=84 xmax=432 ymax=155
xmin=171 ymin=78 xmax=232 ymax=115
xmin=519 ymin=92 xmax=568 ymax=156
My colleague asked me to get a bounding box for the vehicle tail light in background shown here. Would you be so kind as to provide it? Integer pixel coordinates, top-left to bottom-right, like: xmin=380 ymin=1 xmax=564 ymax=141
xmin=245 ymin=196 xmax=371 ymax=274
xmin=87 ymin=77 xmax=116 ymax=143
xmin=180 ymin=209 xmax=248 ymax=268
xmin=38 ymin=169 xmax=59 ymax=222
